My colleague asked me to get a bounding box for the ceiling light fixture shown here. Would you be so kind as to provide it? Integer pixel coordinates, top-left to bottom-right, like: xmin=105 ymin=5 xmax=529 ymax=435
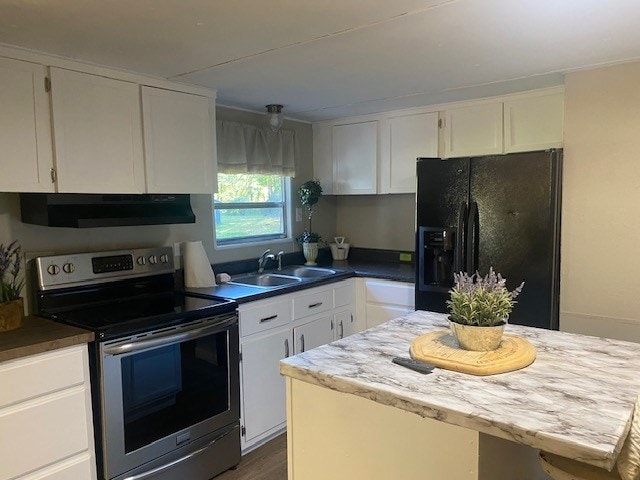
xmin=265 ymin=104 xmax=284 ymax=132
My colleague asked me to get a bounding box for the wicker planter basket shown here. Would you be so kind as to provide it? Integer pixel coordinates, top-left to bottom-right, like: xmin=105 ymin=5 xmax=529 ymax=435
xmin=0 ymin=298 xmax=24 ymax=331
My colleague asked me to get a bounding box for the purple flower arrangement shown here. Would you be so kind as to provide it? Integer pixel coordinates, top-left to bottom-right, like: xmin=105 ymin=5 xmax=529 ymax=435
xmin=0 ymin=241 xmax=24 ymax=303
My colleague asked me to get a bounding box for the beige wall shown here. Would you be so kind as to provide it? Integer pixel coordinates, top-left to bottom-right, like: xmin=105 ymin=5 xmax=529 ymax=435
xmin=335 ymin=194 xmax=415 ymax=251
xmin=560 ymin=61 xmax=640 ymax=341
xmin=0 ymin=106 xmax=335 ymax=273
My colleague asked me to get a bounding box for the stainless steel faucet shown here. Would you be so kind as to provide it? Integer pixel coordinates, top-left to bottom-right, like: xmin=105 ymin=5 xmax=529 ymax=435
xmin=276 ymin=251 xmax=284 ymax=270
xmin=257 ymin=249 xmax=276 ymax=273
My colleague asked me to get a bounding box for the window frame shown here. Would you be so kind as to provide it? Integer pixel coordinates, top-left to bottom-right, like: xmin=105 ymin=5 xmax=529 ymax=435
xmin=213 ymin=175 xmax=292 ymax=248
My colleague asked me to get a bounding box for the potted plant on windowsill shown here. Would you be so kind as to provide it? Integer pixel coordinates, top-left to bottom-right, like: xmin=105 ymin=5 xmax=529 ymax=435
xmin=447 ymin=268 xmax=524 ymax=351
xmin=296 ymin=180 xmax=323 ymax=266
xmin=0 ymin=241 xmax=25 ymax=331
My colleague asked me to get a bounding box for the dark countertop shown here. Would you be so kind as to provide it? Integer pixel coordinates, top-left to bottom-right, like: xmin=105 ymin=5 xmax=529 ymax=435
xmin=0 ymin=315 xmax=95 ymax=363
xmin=328 ymin=259 xmax=414 ymax=283
xmin=185 ymin=255 xmax=415 ymax=304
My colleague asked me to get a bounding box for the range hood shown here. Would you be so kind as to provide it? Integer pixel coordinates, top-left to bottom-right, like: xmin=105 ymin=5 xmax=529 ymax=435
xmin=19 ymin=193 xmax=196 ymax=228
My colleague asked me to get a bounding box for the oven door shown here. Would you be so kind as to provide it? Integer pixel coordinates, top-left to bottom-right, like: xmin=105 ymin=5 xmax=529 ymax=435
xmin=100 ymin=313 xmax=239 ymax=480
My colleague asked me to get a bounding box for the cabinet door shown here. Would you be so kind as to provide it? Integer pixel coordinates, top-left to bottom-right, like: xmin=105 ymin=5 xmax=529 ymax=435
xmin=0 ymin=57 xmax=54 ymax=192
xmin=333 ymin=121 xmax=377 ymax=194
xmin=504 ymin=92 xmax=564 ymax=153
xmin=334 ymin=309 xmax=357 ymax=340
xmin=50 ymin=68 xmax=145 ymax=193
xmin=293 ymin=314 xmax=334 ymax=354
xmin=312 ymin=122 xmax=333 ymax=194
xmin=142 ymin=87 xmax=216 ymax=194
xmin=240 ymin=328 xmax=291 ymax=442
xmin=382 ymin=112 xmax=438 ymax=194
xmin=443 ymin=103 xmax=503 ymax=158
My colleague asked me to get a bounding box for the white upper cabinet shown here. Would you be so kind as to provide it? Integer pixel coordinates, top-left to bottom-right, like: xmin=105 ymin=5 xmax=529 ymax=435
xmin=504 ymin=91 xmax=564 ymax=153
xmin=50 ymin=68 xmax=145 ymax=193
xmin=443 ymin=103 xmax=503 ymax=158
xmin=312 ymin=122 xmax=333 ymax=195
xmin=313 ymin=89 xmax=564 ymax=192
xmin=333 ymin=121 xmax=378 ymax=195
xmin=0 ymin=58 xmax=54 ymax=192
xmin=380 ymin=112 xmax=439 ymax=194
xmin=141 ymin=87 xmax=216 ymax=194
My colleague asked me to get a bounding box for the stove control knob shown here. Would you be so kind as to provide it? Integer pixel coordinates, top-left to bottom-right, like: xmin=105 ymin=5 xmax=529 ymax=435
xmin=148 ymin=255 xmax=158 ymax=265
xmin=136 ymin=256 xmax=146 ymax=266
xmin=47 ymin=264 xmax=60 ymax=276
xmin=160 ymin=254 xmax=169 ymax=264
xmin=62 ymin=263 xmax=75 ymax=274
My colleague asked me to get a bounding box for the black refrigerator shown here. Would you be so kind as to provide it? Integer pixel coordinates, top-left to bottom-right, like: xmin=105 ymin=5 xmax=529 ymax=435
xmin=415 ymin=149 xmax=562 ymax=330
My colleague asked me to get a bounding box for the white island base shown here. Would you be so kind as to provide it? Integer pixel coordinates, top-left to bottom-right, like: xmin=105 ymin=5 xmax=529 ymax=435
xmin=286 ymin=377 xmax=550 ymax=480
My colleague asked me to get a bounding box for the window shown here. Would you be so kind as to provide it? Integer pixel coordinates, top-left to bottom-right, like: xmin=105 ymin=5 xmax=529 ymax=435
xmin=214 ymin=173 xmax=289 ymax=245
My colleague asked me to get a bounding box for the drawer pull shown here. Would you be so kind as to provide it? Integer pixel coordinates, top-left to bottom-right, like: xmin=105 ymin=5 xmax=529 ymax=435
xmin=260 ymin=314 xmax=278 ymax=323
xmin=308 ymin=302 xmax=323 ymax=309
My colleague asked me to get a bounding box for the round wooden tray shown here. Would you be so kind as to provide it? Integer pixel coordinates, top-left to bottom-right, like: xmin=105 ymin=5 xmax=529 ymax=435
xmin=410 ymin=329 xmax=537 ymax=376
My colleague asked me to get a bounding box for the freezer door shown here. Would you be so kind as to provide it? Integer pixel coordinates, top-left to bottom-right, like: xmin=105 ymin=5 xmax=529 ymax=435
xmin=416 ymin=157 xmax=469 ymax=228
xmin=469 ymin=150 xmax=561 ymax=329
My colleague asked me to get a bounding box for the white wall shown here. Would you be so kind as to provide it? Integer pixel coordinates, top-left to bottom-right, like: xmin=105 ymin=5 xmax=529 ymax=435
xmin=335 ymin=194 xmax=415 ymax=251
xmin=560 ymin=61 xmax=640 ymax=342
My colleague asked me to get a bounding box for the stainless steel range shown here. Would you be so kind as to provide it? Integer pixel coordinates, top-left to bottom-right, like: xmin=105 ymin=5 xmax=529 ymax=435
xmin=34 ymin=247 xmax=240 ymax=480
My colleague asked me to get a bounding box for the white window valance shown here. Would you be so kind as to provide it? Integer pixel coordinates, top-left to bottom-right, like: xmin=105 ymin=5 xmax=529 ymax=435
xmin=216 ymin=120 xmax=296 ymax=177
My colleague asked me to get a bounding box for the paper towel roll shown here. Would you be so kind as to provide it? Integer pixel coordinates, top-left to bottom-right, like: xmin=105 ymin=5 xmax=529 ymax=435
xmin=182 ymin=241 xmax=217 ymax=288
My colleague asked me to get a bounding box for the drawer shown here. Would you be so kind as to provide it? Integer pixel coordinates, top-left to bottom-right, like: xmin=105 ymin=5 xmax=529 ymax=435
xmin=0 ymin=388 xmax=90 ymax=480
xmin=0 ymin=345 xmax=87 ymax=408
xmin=365 ymin=279 xmax=415 ymax=308
xmin=240 ymin=298 xmax=291 ymax=337
xmin=334 ymin=280 xmax=354 ymax=308
xmin=293 ymin=289 xmax=332 ymax=320
xmin=20 ymin=452 xmax=94 ymax=480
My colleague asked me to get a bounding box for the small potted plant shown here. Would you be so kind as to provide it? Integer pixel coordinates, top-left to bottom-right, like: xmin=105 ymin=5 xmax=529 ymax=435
xmin=296 ymin=180 xmax=323 ymax=265
xmin=0 ymin=240 xmax=25 ymax=331
xmin=447 ymin=268 xmax=524 ymax=351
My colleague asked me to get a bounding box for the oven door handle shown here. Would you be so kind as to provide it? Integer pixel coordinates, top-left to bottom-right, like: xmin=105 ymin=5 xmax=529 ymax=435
xmin=103 ymin=314 xmax=236 ymax=356
xmin=122 ymin=426 xmax=238 ymax=480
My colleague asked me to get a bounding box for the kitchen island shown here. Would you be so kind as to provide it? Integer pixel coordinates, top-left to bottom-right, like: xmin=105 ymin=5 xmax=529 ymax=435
xmin=280 ymin=311 xmax=640 ymax=480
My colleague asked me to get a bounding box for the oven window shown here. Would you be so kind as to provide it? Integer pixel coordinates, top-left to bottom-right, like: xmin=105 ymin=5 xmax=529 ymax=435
xmin=120 ymin=331 xmax=229 ymax=453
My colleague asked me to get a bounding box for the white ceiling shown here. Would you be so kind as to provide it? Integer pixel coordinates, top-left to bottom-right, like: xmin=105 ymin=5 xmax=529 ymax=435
xmin=2 ymin=0 xmax=640 ymax=122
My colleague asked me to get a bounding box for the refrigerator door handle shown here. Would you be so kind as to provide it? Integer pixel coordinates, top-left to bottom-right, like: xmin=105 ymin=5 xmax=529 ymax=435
xmin=466 ymin=201 xmax=479 ymax=273
xmin=455 ymin=202 xmax=467 ymax=273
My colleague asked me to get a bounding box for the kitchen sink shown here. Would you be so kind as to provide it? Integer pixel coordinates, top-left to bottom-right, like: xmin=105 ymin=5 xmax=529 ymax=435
xmin=278 ymin=266 xmax=337 ymax=278
xmin=229 ymin=273 xmax=302 ymax=288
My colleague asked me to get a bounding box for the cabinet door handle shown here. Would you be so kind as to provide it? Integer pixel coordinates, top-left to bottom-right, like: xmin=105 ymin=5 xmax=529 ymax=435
xmin=350 ymin=313 xmax=354 ymax=323
xmin=284 ymin=339 xmax=290 ymax=358
xmin=339 ymin=320 xmax=344 ymax=339
xmin=308 ymin=302 xmax=322 ymax=309
xmin=260 ymin=314 xmax=278 ymax=323
xmin=300 ymin=334 xmax=305 ymax=353
xmin=330 ymin=319 xmax=334 ymax=331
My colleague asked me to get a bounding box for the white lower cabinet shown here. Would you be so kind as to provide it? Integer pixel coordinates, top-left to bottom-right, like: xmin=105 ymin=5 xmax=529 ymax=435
xmin=240 ymin=326 xmax=291 ymax=444
xmin=0 ymin=345 xmax=97 ymax=480
xmin=238 ymin=279 xmax=356 ymax=452
xmin=334 ymin=309 xmax=357 ymax=339
xmin=356 ymin=278 xmax=415 ymax=329
xmin=293 ymin=313 xmax=334 ymax=355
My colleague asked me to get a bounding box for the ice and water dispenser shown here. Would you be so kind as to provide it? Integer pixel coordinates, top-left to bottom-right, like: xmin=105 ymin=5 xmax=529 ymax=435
xmin=417 ymin=227 xmax=457 ymax=293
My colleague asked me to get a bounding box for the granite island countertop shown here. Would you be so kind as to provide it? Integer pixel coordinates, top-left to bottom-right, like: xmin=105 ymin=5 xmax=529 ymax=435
xmin=280 ymin=310 xmax=640 ymax=471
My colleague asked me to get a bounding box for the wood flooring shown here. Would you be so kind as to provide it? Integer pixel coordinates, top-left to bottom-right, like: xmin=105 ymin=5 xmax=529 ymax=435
xmin=215 ymin=434 xmax=287 ymax=480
